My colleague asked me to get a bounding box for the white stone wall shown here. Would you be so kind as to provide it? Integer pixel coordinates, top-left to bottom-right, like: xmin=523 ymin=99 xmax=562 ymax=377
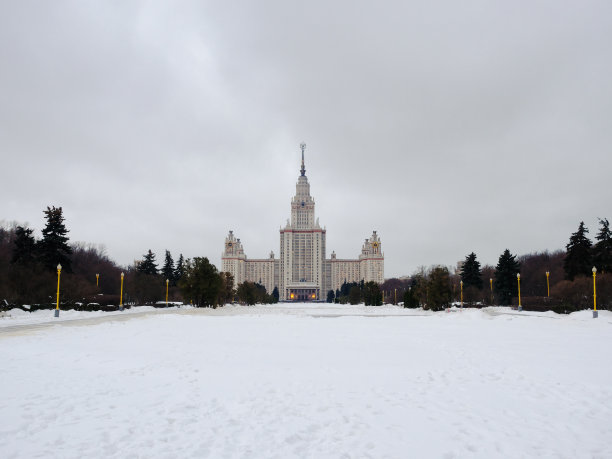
xmin=360 ymin=258 xmax=385 ymax=284
xmin=330 ymin=258 xmax=361 ymax=293
xmin=221 ymin=257 xmax=245 ymax=288
xmin=245 ymin=258 xmax=275 ymax=295
xmin=279 ymin=229 xmax=291 ymax=300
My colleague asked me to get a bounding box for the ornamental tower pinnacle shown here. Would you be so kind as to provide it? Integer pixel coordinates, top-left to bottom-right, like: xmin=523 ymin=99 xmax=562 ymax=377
xmin=300 ymin=142 xmax=306 ymax=176
xmin=290 ymin=143 xmax=315 ymax=229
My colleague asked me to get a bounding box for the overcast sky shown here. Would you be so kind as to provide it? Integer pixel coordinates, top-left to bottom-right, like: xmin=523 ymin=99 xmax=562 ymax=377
xmin=1 ymin=1 xmax=611 ymax=277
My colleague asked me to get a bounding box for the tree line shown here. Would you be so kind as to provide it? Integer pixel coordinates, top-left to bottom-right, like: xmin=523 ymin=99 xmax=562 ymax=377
xmin=1 ymin=208 xmax=610 ymax=311
xmin=1 ymin=207 xmax=125 ymax=308
xmin=326 ymin=280 xmax=382 ymax=305
xmin=0 ymin=206 xmax=277 ymax=310
xmin=378 ymin=219 xmax=611 ymax=312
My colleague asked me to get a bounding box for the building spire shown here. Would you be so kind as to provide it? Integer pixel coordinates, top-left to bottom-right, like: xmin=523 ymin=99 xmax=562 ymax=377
xmin=300 ymin=142 xmax=306 ymax=176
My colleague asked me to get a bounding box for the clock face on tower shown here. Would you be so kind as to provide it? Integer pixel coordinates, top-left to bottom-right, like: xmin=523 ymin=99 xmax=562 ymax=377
xmin=372 ymin=242 xmax=379 ymax=249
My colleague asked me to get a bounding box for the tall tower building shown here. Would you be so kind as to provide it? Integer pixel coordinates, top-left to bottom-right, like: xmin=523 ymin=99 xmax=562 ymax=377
xmin=279 ymin=143 xmax=327 ymax=301
xmin=221 ymin=144 xmax=384 ymax=301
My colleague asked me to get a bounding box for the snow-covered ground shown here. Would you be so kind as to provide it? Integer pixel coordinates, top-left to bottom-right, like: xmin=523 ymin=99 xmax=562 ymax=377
xmin=2 ymin=304 xmax=611 ymax=458
xmin=0 ymin=303 xmax=422 ymax=328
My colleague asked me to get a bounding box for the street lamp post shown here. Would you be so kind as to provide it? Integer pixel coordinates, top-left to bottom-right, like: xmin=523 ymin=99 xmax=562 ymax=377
xmin=517 ymin=273 xmax=522 ymax=311
xmin=394 ymin=288 xmax=397 ymax=305
xmin=489 ymin=278 xmax=493 ymax=305
xmin=166 ymin=279 xmax=169 ymax=307
xmin=55 ymin=264 xmax=62 ymax=317
xmin=546 ymin=271 xmax=550 ymax=297
xmin=119 ymin=272 xmax=124 ymax=311
xmin=460 ymin=280 xmax=463 ymax=309
xmin=592 ymin=267 xmax=598 ymax=319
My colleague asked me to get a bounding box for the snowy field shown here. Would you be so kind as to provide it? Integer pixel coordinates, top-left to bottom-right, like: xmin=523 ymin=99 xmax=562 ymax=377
xmin=2 ymin=304 xmax=611 ymax=458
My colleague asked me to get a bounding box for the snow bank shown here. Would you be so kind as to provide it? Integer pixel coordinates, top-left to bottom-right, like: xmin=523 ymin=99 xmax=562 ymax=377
xmin=2 ymin=303 xmax=609 ymax=328
xmin=0 ymin=305 xmax=183 ymax=327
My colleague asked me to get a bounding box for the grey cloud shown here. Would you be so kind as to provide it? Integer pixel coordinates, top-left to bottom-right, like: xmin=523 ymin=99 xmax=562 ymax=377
xmin=1 ymin=1 xmax=611 ymax=277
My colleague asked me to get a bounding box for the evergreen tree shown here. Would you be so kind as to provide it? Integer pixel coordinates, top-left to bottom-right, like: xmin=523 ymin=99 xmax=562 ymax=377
xmin=426 ymin=266 xmax=452 ymax=311
xmin=252 ymin=282 xmax=271 ymax=304
xmin=340 ymin=281 xmax=359 ymax=298
xmin=218 ymin=272 xmax=235 ymax=305
xmin=138 ymin=250 xmax=158 ymax=275
xmin=162 ymin=250 xmax=175 ymax=284
xmin=326 ymin=289 xmax=334 ymax=303
xmin=593 ymin=218 xmax=612 ymax=273
xmin=563 ymin=222 xmax=592 ymax=280
xmin=174 ymin=254 xmax=185 ymax=283
xmin=403 ymin=287 xmax=419 ymax=308
xmin=11 ymin=226 xmax=37 ymax=265
xmin=38 ymin=206 xmax=72 ymax=271
xmin=410 ymin=272 xmax=427 ymax=306
xmin=363 ymin=281 xmax=382 ymax=306
xmin=461 ymin=252 xmax=483 ymax=289
xmin=237 ymin=281 xmax=257 ymax=305
xmin=348 ymin=285 xmax=361 ymax=305
xmin=272 ymin=286 xmax=280 ymax=302
xmin=178 ymin=257 xmax=222 ymax=307
xmin=494 ymin=249 xmax=520 ymax=305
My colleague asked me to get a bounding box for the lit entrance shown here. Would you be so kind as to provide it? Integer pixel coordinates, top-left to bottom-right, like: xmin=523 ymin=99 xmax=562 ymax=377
xmin=288 ymin=288 xmax=319 ymax=301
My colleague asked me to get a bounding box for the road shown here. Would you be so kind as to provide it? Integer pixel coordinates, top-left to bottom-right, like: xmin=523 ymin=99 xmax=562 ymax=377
xmin=0 ymin=304 xmax=431 ymax=338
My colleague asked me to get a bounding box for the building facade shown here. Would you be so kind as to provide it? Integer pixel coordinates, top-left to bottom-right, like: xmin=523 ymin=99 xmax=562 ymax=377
xmin=222 ymin=144 xmax=384 ymax=301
